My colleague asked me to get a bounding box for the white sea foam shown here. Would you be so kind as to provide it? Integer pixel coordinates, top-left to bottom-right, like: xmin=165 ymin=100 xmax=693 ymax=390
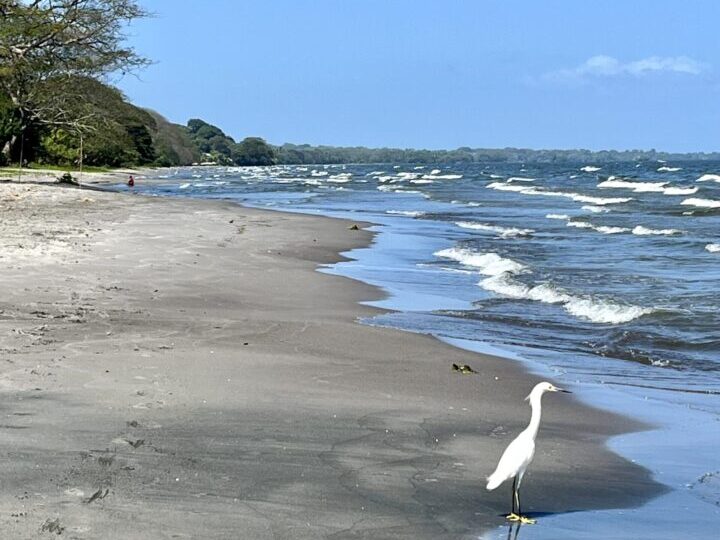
xmin=451 ymin=200 xmax=481 ymax=206
xmin=546 ymin=213 xmax=570 ymax=220
xmin=598 ymin=179 xmax=668 ymax=192
xmin=598 ymin=178 xmax=697 ymax=196
xmin=455 ymin=222 xmax=534 ymax=238
xmin=697 ymin=173 xmax=720 ymax=183
xmin=486 ymin=182 xmax=532 ymax=192
xmin=410 ymin=179 xmax=434 ymax=184
xmin=663 ymin=186 xmax=698 ymax=195
xmin=705 ymin=243 xmax=720 ymax=253
xmin=436 ymin=246 xmax=652 ymax=324
xmin=311 ymin=170 xmax=329 ymax=177
xmin=487 ymin=182 xmax=631 ymax=205
xmin=581 ymin=205 xmax=609 ymax=213
xmin=563 ymin=298 xmax=653 ymax=324
xmin=327 ymin=173 xmax=352 ymax=183
xmin=422 ymin=174 xmax=463 ymax=180
xmin=567 ymin=221 xmax=629 ymax=234
xmin=367 ymin=171 xmax=385 ymax=176
xmin=658 ymin=166 xmax=682 ymax=172
xmin=386 ymin=210 xmax=425 ymax=217
xmin=681 ymin=198 xmax=720 ymax=208
xmin=554 ymin=192 xmax=632 ymax=205
xmin=631 ymin=226 xmax=681 ymax=236
xmin=651 ymin=359 xmax=671 ymax=367
xmin=434 ymin=248 xmax=526 ymax=275
xmin=178 ymin=183 xmax=191 ymax=189
xmin=479 ymin=274 xmax=652 ymax=323
xmin=413 ymin=166 xmax=425 ymax=170
xmin=580 ymin=166 xmax=601 ymax=172
xmin=488 ymin=174 xmax=503 ymax=179
xmin=430 ymin=169 xmax=441 ymax=175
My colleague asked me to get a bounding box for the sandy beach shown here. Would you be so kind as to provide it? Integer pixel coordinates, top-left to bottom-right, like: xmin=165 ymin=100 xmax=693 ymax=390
xmin=0 ymin=181 xmax=664 ymax=539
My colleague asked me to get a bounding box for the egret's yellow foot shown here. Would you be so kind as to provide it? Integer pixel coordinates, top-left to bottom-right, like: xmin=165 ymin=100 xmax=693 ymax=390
xmin=505 ymin=513 xmax=521 ymax=522
xmin=518 ymin=515 xmax=536 ymax=525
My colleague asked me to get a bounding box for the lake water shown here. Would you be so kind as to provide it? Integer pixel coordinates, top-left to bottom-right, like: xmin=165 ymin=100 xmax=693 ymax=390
xmin=126 ymin=162 xmax=720 ymax=538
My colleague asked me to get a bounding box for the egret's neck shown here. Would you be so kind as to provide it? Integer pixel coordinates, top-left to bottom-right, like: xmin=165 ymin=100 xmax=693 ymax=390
xmin=525 ymin=394 xmax=543 ymax=439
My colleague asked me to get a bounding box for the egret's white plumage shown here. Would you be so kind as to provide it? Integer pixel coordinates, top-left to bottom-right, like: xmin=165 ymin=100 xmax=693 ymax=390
xmin=486 ymin=381 xmax=571 ymax=524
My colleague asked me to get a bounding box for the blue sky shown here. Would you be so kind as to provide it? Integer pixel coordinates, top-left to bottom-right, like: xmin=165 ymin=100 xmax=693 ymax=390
xmin=118 ymin=1 xmax=720 ymax=152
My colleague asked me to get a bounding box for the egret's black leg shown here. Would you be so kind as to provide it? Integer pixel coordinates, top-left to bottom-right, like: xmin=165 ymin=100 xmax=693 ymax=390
xmin=516 ymin=483 xmax=536 ymax=524
xmin=506 ymin=477 xmax=520 ymax=521
xmin=516 ymin=485 xmax=521 ymax=517
xmin=511 ymin=477 xmax=517 ymax=515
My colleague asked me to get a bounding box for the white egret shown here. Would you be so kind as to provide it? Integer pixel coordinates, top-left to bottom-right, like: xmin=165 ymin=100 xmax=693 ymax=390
xmin=486 ymin=381 xmax=571 ymax=524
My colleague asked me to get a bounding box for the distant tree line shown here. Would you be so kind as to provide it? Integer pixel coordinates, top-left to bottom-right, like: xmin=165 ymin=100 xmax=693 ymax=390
xmin=274 ymin=144 xmax=720 ymax=165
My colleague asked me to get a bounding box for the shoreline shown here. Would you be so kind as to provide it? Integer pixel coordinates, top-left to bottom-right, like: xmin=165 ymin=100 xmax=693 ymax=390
xmin=0 ymin=182 xmax=664 ymax=538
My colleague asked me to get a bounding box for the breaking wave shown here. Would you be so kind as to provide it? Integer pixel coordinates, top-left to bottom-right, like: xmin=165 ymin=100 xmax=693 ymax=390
xmin=598 ymin=179 xmax=668 ymax=192
xmin=567 ymin=221 xmax=628 ymax=234
xmin=481 ymin=274 xmax=653 ymax=323
xmin=487 ymin=182 xmax=632 ymax=205
xmin=681 ymin=198 xmax=720 ymax=209
xmin=486 ymin=182 xmax=530 ymax=192
xmin=455 ymin=221 xmax=534 ymax=238
xmin=631 ymin=226 xmax=682 ymax=236
xmin=422 ymin=174 xmax=463 ymax=180
xmin=582 ymin=205 xmax=609 ymax=213
xmin=434 ymin=248 xmax=525 ymax=275
xmin=386 ymin=210 xmax=425 ymax=217
xmin=434 ymin=247 xmax=654 ymax=324
xmin=598 ymin=178 xmax=697 ymax=195
xmin=663 ymin=186 xmax=698 ymax=195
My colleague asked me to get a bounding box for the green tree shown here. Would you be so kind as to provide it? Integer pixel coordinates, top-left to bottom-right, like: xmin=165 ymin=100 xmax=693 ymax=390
xmin=0 ymin=0 xmax=149 ymax=160
xmin=232 ymin=137 xmax=276 ymax=166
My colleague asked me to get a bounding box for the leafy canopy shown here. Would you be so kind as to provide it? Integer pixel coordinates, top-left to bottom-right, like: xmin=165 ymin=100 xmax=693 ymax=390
xmin=0 ymin=0 xmax=149 ymax=130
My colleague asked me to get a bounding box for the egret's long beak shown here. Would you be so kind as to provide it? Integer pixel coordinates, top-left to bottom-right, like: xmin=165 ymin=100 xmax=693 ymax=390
xmin=556 ymin=387 xmax=572 ymax=393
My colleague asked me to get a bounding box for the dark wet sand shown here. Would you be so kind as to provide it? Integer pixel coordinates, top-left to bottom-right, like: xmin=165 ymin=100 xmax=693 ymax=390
xmin=0 ymin=183 xmax=664 ymax=538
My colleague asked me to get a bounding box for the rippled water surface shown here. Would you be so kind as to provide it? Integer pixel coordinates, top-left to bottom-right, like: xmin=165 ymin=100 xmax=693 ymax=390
xmin=134 ymin=162 xmax=720 ymax=387
xmin=129 ymin=161 xmax=720 ymax=537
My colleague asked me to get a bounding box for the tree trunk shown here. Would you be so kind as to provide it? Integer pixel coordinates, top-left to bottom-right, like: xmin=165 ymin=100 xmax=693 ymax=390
xmin=2 ymin=137 xmax=13 ymax=162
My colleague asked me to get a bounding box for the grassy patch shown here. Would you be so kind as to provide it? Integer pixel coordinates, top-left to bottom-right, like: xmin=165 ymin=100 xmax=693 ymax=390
xmin=0 ymin=163 xmax=112 ymax=174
